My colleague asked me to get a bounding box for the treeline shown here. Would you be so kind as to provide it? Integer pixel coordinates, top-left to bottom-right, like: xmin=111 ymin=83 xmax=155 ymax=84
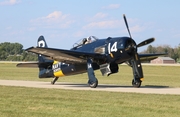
xmin=0 ymin=42 xmax=37 ymax=61
xmin=1 ymin=42 xmax=180 ymax=62
xmin=141 ymin=45 xmax=180 ymax=63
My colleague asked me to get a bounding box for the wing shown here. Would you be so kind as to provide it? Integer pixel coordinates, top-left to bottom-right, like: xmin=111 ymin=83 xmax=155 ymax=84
xmin=139 ymin=53 xmax=166 ymax=62
xmin=25 ymin=47 xmax=106 ymax=64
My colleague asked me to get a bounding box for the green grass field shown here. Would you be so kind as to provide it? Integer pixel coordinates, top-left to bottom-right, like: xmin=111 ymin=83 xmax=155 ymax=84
xmin=1 ymin=63 xmax=180 ymax=87
xmin=0 ymin=86 xmax=180 ymax=117
xmin=0 ymin=63 xmax=180 ymax=117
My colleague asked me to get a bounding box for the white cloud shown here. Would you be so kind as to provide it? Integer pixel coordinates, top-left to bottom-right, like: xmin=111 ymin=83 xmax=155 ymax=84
xmin=170 ymin=29 xmax=180 ymax=38
xmin=83 ymin=20 xmax=123 ymax=29
xmin=0 ymin=0 xmax=20 ymax=5
xmin=102 ymin=4 xmax=120 ymax=9
xmin=87 ymin=12 xmax=108 ymax=22
xmin=122 ymin=22 xmax=151 ymax=34
xmin=5 ymin=26 xmax=12 ymax=30
xmin=156 ymin=29 xmax=163 ymax=32
xmin=9 ymin=30 xmax=24 ymax=36
xmin=30 ymin=11 xmax=74 ymax=28
xmin=73 ymin=31 xmax=84 ymax=37
xmin=93 ymin=12 xmax=108 ymax=19
xmin=173 ymin=33 xmax=180 ymax=38
xmin=27 ymin=27 xmax=36 ymax=31
xmin=130 ymin=25 xmax=145 ymax=33
xmin=121 ymin=18 xmax=151 ymax=33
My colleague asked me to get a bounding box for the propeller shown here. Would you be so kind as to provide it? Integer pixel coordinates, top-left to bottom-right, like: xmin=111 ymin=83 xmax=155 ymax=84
xmin=137 ymin=38 xmax=155 ymax=48
xmin=123 ymin=14 xmax=155 ymax=48
xmin=123 ymin=14 xmax=132 ymax=39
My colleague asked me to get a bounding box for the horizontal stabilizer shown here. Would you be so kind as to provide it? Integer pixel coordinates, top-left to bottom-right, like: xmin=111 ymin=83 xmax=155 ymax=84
xmin=16 ymin=62 xmax=39 ymax=68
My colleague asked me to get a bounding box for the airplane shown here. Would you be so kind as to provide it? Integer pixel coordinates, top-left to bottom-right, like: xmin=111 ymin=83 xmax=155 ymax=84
xmin=17 ymin=14 xmax=165 ymax=88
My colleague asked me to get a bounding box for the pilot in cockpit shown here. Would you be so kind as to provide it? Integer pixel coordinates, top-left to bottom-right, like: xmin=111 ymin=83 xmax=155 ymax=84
xmin=82 ymin=36 xmax=92 ymax=44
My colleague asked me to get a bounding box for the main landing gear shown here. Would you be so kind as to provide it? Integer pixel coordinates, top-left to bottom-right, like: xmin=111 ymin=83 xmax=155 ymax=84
xmin=132 ymin=78 xmax=142 ymax=88
xmin=87 ymin=59 xmax=98 ymax=88
xmin=130 ymin=53 xmax=143 ymax=88
xmin=51 ymin=77 xmax=59 ymax=85
xmin=131 ymin=67 xmax=142 ymax=88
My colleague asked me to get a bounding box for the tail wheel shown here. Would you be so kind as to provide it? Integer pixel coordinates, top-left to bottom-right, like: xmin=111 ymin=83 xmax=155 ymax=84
xmin=88 ymin=79 xmax=98 ymax=88
xmin=51 ymin=81 xmax=55 ymax=85
xmin=51 ymin=77 xmax=58 ymax=85
xmin=132 ymin=79 xmax=141 ymax=88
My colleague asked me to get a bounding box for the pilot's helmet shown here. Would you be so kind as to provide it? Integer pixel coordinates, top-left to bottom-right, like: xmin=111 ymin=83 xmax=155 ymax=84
xmin=83 ymin=38 xmax=87 ymax=42
xmin=83 ymin=37 xmax=92 ymax=44
xmin=82 ymin=38 xmax=87 ymax=44
xmin=87 ymin=37 xmax=91 ymax=42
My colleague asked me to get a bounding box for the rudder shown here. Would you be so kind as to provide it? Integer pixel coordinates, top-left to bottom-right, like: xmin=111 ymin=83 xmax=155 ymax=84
xmin=37 ymin=36 xmax=54 ymax=78
xmin=37 ymin=36 xmax=48 ymax=63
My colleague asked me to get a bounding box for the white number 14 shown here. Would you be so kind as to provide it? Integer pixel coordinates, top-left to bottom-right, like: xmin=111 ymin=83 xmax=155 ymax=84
xmin=108 ymin=42 xmax=117 ymax=54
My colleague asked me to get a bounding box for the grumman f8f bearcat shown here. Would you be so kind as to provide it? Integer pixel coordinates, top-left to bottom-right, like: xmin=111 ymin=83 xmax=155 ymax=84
xmin=17 ymin=14 xmax=165 ymax=88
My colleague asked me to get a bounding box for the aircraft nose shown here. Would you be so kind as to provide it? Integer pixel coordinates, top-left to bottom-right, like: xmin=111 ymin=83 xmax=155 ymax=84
xmin=124 ymin=39 xmax=137 ymax=53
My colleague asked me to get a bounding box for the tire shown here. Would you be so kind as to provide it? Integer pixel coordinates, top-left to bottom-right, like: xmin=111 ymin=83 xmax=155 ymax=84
xmin=88 ymin=79 xmax=98 ymax=88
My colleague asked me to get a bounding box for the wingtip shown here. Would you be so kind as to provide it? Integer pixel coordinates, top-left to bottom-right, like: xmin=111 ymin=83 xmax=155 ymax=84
xmin=25 ymin=46 xmax=37 ymax=51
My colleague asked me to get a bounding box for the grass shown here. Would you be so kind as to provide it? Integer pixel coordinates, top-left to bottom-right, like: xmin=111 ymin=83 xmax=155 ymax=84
xmin=0 ymin=86 xmax=180 ymax=117
xmin=0 ymin=63 xmax=180 ymax=117
xmin=1 ymin=63 xmax=180 ymax=87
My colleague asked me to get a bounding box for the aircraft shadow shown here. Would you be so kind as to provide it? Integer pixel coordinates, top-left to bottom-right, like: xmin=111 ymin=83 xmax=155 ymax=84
xmin=142 ymin=85 xmax=169 ymax=88
xmin=54 ymin=83 xmax=169 ymax=89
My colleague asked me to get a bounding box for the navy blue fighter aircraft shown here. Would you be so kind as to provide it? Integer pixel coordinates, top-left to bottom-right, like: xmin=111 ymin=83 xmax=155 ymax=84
xmin=17 ymin=14 xmax=165 ymax=88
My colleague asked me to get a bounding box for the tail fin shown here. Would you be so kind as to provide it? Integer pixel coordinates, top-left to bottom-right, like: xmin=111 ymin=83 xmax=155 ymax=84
xmin=37 ymin=36 xmax=54 ymax=78
xmin=37 ymin=36 xmax=48 ymax=63
xmin=37 ymin=35 xmax=48 ymax=48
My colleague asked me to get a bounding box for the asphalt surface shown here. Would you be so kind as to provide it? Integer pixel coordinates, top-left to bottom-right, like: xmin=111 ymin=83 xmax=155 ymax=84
xmin=0 ymin=80 xmax=180 ymax=95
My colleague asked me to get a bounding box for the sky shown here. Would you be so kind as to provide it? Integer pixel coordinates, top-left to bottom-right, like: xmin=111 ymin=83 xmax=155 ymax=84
xmin=0 ymin=0 xmax=180 ymax=52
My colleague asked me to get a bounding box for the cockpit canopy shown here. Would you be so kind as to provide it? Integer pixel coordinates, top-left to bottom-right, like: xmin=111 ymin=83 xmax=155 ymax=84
xmin=72 ymin=36 xmax=98 ymax=49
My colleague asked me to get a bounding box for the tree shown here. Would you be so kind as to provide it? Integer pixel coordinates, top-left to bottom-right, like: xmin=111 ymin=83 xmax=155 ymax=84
xmin=141 ymin=44 xmax=180 ymax=62
xmin=0 ymin=42 xmax=37 ymax=61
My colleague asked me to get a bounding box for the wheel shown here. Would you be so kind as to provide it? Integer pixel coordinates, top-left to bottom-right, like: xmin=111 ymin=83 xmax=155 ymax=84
xmin=132 ymin=79 xmax=141 ymax=88
xmin=88 ymin=79 xmax=98 ymax=88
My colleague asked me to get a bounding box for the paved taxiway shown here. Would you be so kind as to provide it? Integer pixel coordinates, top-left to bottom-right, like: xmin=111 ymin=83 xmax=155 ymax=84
xmin=0 ymin=80 xmax=180 ymax=95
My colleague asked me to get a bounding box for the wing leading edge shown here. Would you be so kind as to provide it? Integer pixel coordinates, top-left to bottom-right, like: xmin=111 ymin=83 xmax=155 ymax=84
xmin=25 ymin=47 xmax=106 ymax=64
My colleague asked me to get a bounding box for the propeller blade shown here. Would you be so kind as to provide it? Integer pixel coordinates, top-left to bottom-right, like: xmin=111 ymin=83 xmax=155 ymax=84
xmin=137 ymin=38 xmax=155 ymax=48
xmin=123 ymin=14 xmax=132 ymax=39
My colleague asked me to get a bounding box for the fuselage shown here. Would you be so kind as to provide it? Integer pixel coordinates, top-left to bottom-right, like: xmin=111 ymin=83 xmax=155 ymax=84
xmin=39 ymin=36 xmax=135 ymax=78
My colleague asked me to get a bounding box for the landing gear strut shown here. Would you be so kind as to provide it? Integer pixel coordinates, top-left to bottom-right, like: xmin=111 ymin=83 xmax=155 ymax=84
xmin=87 ymin=59 xmax=98 ymax=88
xmin=51 ymin=77 xmax=59 ymax=85
xmin=130 ymin=53 xmax=143 ymax=88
